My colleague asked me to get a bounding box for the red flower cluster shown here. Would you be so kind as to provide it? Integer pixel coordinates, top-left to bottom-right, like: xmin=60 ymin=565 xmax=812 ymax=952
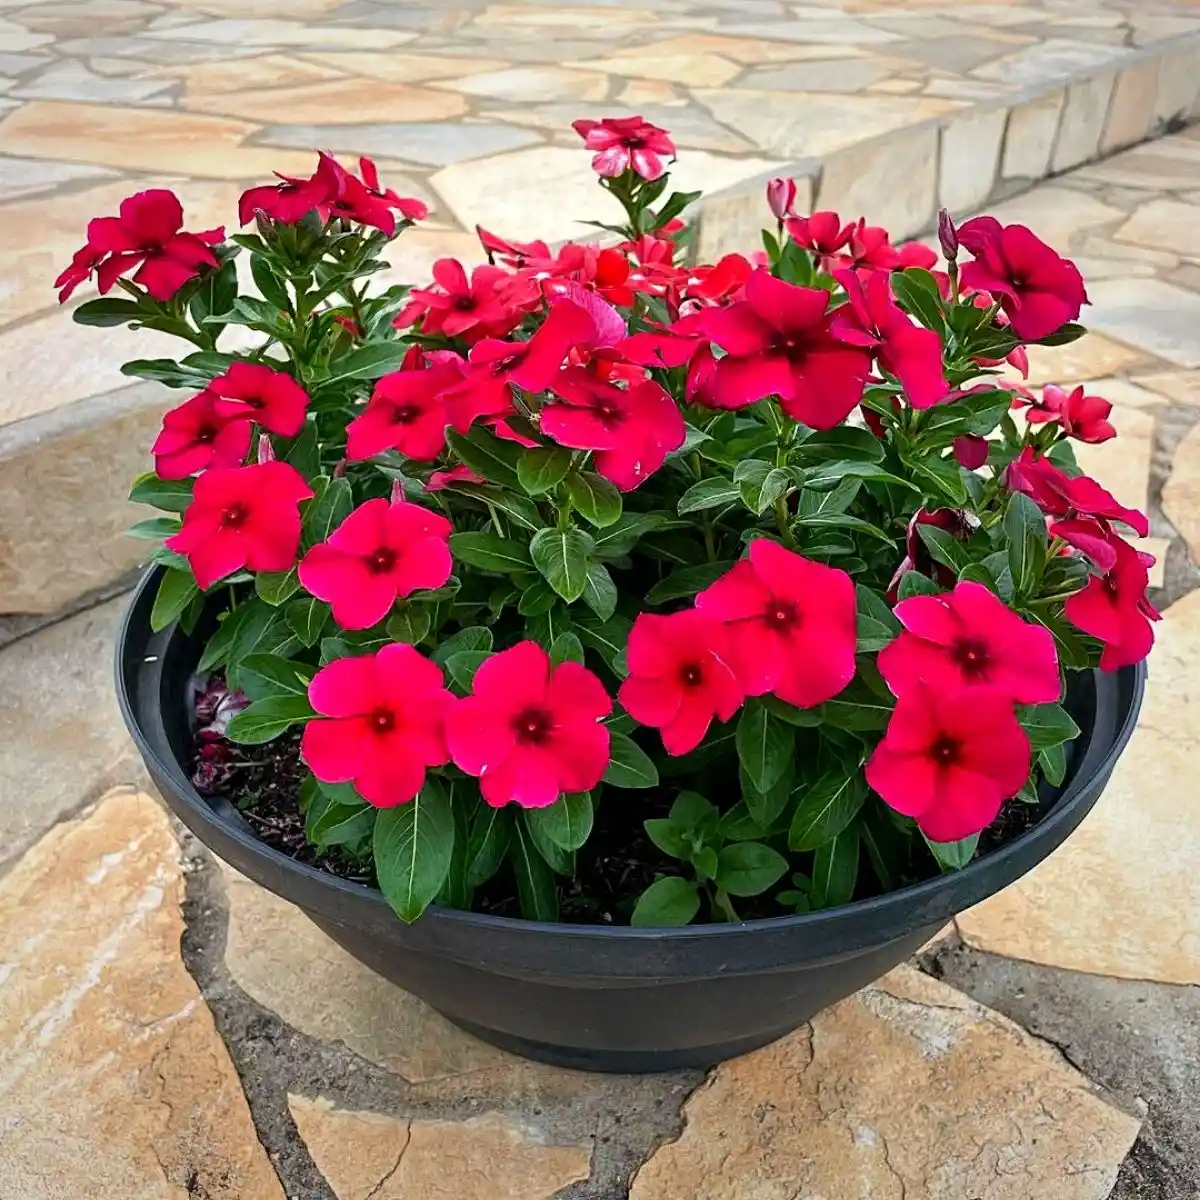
xmin=572 ymin=116 xmax=676 ymax=181
xmin=56 ymin=188 xmax=222 ymax=303
xmin=1011 ymin=383 xmax=1116 ymax=444
xmin=868 ymin=580 xmax=1054 ymax=842
xmin=239 ymin=152 xmax=427 ymax=235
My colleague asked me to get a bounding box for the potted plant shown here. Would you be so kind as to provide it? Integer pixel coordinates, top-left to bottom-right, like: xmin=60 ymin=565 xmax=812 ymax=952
xmin=78 ymin=117 xmax=1150 ymax=1072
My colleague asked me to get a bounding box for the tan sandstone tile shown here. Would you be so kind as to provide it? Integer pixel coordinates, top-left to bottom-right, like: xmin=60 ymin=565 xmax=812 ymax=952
xmin=1072 ymin=406 xmax=1153 ymax=520
xmin=1077 ymin=376 xmax=1170 ymax=411
xmin=288 ymin=1096 xmax=591 ymax=1200
xmin=566 ymin=48 xmax=741 ymax=87
xmin=432 ymin=66 xmax=608 ymax=104
xmin=939 ymin=105 xmax=1008 ymax=215
xmin=605 ymin=34 xmax=873 ymax=66
xmin=1133 ymin=369 xmax=1200 ymax=407
xmin=0 ymin=790 xmax=285 ymax=1200
xmin=1024 ymin=334 xmax=1147 ymax=386
xmin=165 ymin=52 xmax=346 ymax=94
xmin=618 ymin=78 xmax=682 ymax=106
xmin=1052 ymin=72 xmax=1117 ymax=173
xmin=1154 ymin=47 xmax=1200 ymax=126
xmin=629 ymin=965 xmax=1139 ymax=1200
xmin=1101 ymin=57 xmax=1161 ymax=154
xmin=1073 ymin=136 xmax=1200 ymax=191
xmin=0 ymin=100 xmax=318 ymax=178
xmin=157 ymin=0 xmax=353 ymax=15
xmin=1001 ymin=88 xmax=1064 ymax=180
xmin=1115 ymin=199 xmax=1200 ymax=261
xmin=298 ymin=51 xmax=511 ymax=84
xmin=977 ymin=186 xmax=1125 ymax=255
xmin=958 ymin=587 xmax=1200 ymax=983
xmin=183 ymin=77 xmax=468 ymax=124
xmin=142 ymin=17 xmax=417 ymax=49
xmin=476 ymin=4 xmax=659 ymax=32
xmin=1163 ymin=423 xmax=1200 ymax=564
xmin=695 ymin=171 xmax=813 ymax=262
xmin=1086 ymin=279 xmax=1200 ymax=370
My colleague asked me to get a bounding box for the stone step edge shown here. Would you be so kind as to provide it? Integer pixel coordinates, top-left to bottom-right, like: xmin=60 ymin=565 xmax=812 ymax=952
xmin=692 ymin=31 xmax=1200 ymax=259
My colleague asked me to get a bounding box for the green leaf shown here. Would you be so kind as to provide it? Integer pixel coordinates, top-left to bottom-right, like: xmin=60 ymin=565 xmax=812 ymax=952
xmin=795 ymin=426 xmax=886 ymax=464
xmin=741 ymin=466 xmax=790 ymax=516
xmin=1004 ymin=491 xmax=1048 ymax=598
xmin=652 ymin=187 xmax=702 ymax=229
xmin=890 ymin=267 xmax=946 ymax=334
xmin=526 ymin=791 xmax=593 ymax=852
xmin=302 ymin=476 xmax=354 ymax=550
xmin=566 ymin=471 xmax=622 ymax=529
xmin=472 ymin=486 xmax=543 ymax=533
xmin=73 ymin=296 xmax=144 ymax=327
xmin=129 ymin=472 xmax=194 ymax=514
xmin=924 ymin=831 xmax=979 ymax=872
xmin=445 ymin=426 xmax=522 ymax=491
xmin=916 ymin=523 xmax=972 ymax=574
xmin=856 ymin=584 xmax=900 ymax=653
xmin=306 ymin=786 xmax=376 ymax=850
xmin=450 ymin=531 xmax=533 ymax=574
xmin=237 ymin=653 xmax=314 ymax=701
xmin=692 ymin=846 xmax=718 ymax=882
xmin=580 ymin=563 xmax=618 ymax=622
xmin=128 ymin=516 xmax=182 ymax=541
xmin=121 ymin=358 xmax=211 ymax=389
xmin=225 ymin=694 xmax=315 ymax=744
xmin=373 ymin=778 xmax=456 ymax=923
xmin=549 ymin=631 xmax=584 ymax=665
xmin=959 ymin=562 xmax=999 ymax=594
xmin=283 ymin=418 xmax=320 ymax=480
xmin=792 ymin=511 xmax=893 ymax=543
xmin=677 ymin=477 xmax=740 ymax=514
xmin=715 ymin=842 xmax=789 ymax=897
xmin=444 ymin=650 xmax=490 ymax=693
xmin=644 ymin=817 xmax=689 ymax=858
xmin=511 ymin=818 xmax=559 ymax=921
xmin=198 ymin=602 xmax=253 ymax=671
xmin=592 ymin=513 xmax=666 ymax=559
xmin=897 ymin=571 xmax=942 ymax=600
xmin=735 ymin=700 xmax=793 ymax=794
xmin=1036 ymin=322 xmax=1087 ymax=347
xmin=518 ymin=580 xmax=558 ymax=617
xmin=630 ymin=876 xmax=700 ymax=927
xmin=861 ymin=800 xmax=910 ymax=893
xmin=604 ymin=731 xmax=659 ymax=789
xmin=809 ymin=824 xmax=861 ymax=909
xmin=910 ymin=453 xmax=969 ymax=505
xmin=789 ymin=767 xmax=867 ymax=852
xmin=250 ymin=255 xmax=291 ymax=311
xmin=191 ymin=258 xmax=239 ymax=328
xmin=387 ymin=605 xmax=432 ymax=644
xmin=645 ymin=561 xmax=732 ymax=605
xmin=795 ymin=477 xmax=861 ymax=518
xmin=325 ymin=342 xmax=413 ymax=384
xmin=1039 ymin=742 xmax=1067 ymax=786
xmin=255 ymin=568 xmax=300 ymax=607
xmin=432 ymin=626 xmax=494 ymax=664
xmin=286 ymin=597 xmax=328 ymax=647
xmin=575 ymin=616 xmax=631 ymax=673
xmin=739 ymin=755 xmax=795 ymax=829
xmin=465 ymin=805 xmax=511 ymax=888
xmin=1017 ymin=702 xmax=1079 ymax=750
xmin=522 ymin=809 xmax=574 ymax=874
xmin=150 ymin=568 xmax=199 ymax=632
xmin=719 ymin=802 xmax=768 ymax=843
xmin=529 ymin=527 xmax=593 ymax=603
xmin=517 ymin=446 xmax=572 ymax=495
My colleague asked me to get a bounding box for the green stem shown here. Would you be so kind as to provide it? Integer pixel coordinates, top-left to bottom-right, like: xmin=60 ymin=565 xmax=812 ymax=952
xmin=775 ymin=496 xmax=795 ymax=547
xmin=713 ymin=887 xmax=740 ymax=923
xmin=702 ymin=518 xmax=717 ymax=563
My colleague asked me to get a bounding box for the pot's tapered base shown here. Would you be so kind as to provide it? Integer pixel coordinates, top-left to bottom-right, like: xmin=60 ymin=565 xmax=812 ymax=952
xmin=444 ymin=1015 xmax=799 ymax=1073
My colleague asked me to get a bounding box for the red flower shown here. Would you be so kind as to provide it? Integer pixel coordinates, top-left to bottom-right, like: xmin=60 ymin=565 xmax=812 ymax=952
xmin=425 ymin=465 xmax=484 ymax=492
xmin=785 ymin=211 xmax=853 ymax=256
xmin=839 ymin=220 xmax=900 ymax=272
xmin=166 ymin=461 xmax=313 ymax=589
xmin=350 ymin=155 xmax=428 ymax=228
xmin=446 ymin=641 xmax=612 ymax=808
xmin=952 ymin=434 xmax=990 ymax=470
xmin=695 ymin=540 xmax=857 ymax=709
xmin=894 ymin=241 xmax=938 ymax=271
xmin=209 ymin=362 xmax=310 ymax=437
xmin=1049 ymin=516 xmax=1119 ymax=572
xmin=958 ymin=217 xmax=1087 ymax=341
xmin=686 ymin=253 xmax=752 ymax=304
xmin=56 ymin=189 xmax=222 ymax=302
xmin=301 ymin=645 xmax=452 ymax=808
xmin=1064 ymin=536 xmax=1159 ymax=669
xmin=539 ymin=243 xmax=635 ymax=308
xmin=346 ymin=357 xmax=464 ymax=462
xmin=238 ymin=162 xmax=334 ymax=226
xmin=541 ymin=378 xmax=685 ymax=491
xmin=1005 ymin=448 xmax=1148 ymax=536
xmin=1012 ymin=383 xmax=1115 ymax=443
xmin=619 ymin=610 xmax=744 ymax=755
xmin=298 ymin=498 xmax=452 ymax=631
xmin=867 ymin=683 xmax=1031 ymax=842
xmin=443 ymin=300 xmax=596 ymax=433
xmin=879 ymin=580 xmax=1061 ymax=704
xmin=396 ymin=258 xmax=536 ymax=341
xmin=831 ymin=268 xmax=948 ymax=408
xmin=695 ymin=269 xmax=870 ymax=426
xmin=572 ymin=116 xmax=676 ymax=181
xmin=477 ymin=225 xmax=552 ymax=268
xmin=152 ymin=390 xmax=252 ymax=480
xmin=766 ymin=177 xmax=797 ymax=221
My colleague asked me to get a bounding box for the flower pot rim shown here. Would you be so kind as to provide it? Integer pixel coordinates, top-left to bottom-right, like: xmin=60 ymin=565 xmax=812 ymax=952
xmin=117 ymin=566 xmax=1146 ymax=943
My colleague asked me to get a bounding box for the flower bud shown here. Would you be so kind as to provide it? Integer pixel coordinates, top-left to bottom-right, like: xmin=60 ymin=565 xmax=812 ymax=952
xmin=937 ymin=208 xmax=958 ymax=261
xmin=257 ymin=432 xmax=275 ymax=464
xmin=766 ymin=177 xmax=797 ymax=222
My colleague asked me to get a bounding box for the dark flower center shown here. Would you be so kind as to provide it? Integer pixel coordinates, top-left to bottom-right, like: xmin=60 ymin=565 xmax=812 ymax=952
xmin=453 ymin=296 xmax=476 ymax=311
xmin=392 ymin=403 xmax=420 ymax=425
xmin=370 ymin=707 xmax=396 ymax=734
xmin=763 ymin=602 xmax=798 ymax=631
xmin=951 ymin=637 xmax=990 ymax=678
xmin=367 ymin=546 xmax=397 ymax=574
xmin=195 ymin=424 xmax=218 ymax=445
xmin=514 ymin=706 xmax=552 ymax=744
xmin=595 ymin=402 xmax=624 ymax=427
xmin=930 ymin=735 xmax=960 ymax=766
xmin=777 ymin=331 xmax=814 ymax=361
xmin=679 ymin=662 xmax=704 ymax=688
xmin=220 ymin=502 xmax=249 ymax=529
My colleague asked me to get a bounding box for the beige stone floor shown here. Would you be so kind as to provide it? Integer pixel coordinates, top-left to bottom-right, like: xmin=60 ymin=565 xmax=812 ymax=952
xmin=4 ymin=6 xmax=1200 ymax=1197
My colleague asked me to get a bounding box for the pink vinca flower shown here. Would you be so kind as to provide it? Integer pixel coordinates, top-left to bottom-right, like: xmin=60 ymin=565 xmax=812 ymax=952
xmin=619 ymin=610 xmax=745 ymax=756
xmin=298 ymin=498 xmax=452 ymax=631
xmin=152 ymin=390 xmax=252 ymax=480
xmin=957 ymin=217 xmax=1087 ymax=341
xmin=695 ymin=540 xmax=857 ymax=709
xmin=165 ymin=460 xmax=313 ymax=590
xmin=209 ymin=362 xmax=311 ymax=438
xmin=301 ymin=646 xmax=453 ymax=807
xmin=572 ymin=116 xmax=676 ymax=181
xmin=346 ymin=357 xmax=465 ymax=462
xmin=1064 ymin=536 xmax=1160 ymax=670
xmin=696 ymin=269 xmax=871 ymax=427
xmin=878 ymin=580 xmax=1061 ymax=704
xmin=446 ymin=641 xmax=612 ymax=809
xmin=1012 ymin=383 xmax=1116 ymax=444
xmin=541 ymin=378 xmax=685 ymax=491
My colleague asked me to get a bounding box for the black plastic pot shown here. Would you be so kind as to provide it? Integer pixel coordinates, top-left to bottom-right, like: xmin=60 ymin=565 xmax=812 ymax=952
xmin=116 ymin=568 xmax=1146 ymax=1073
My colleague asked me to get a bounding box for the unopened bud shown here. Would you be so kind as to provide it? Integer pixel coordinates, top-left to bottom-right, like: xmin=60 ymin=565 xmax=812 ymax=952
xmin=256 ymin=433 xmax=275 ymax=464
xmin=766 ymin=177 xmax=797 ymax=222
xmin=937 ymin=208 xmax=958 ymax=261
xmin=390 ymin=477 xmax=404 ymax=505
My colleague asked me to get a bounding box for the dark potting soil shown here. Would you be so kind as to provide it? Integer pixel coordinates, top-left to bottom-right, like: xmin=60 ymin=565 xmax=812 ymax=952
xmin=194 ymin=731 xmax=1046 ymax=925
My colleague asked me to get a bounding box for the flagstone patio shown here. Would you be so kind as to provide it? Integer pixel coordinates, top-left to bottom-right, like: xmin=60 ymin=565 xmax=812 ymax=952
xmin=3 ymin=3 xmax=1200 ymax=1198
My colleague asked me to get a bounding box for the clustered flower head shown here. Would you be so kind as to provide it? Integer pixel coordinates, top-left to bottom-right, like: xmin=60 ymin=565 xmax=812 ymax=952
xmin=69 ymin=119 xmax=1154 ymax=926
